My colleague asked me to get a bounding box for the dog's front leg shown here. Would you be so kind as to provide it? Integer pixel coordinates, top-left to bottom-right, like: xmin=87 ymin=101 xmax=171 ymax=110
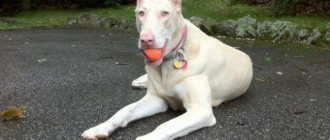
xmin=82 ymin=94 xmax=168 ymax=140
xmin=137 ymin=76 xmax=216 ymax=140
xmin=136 ymin=106 xmax=216 ymax=140
xmin=131 ymin=74 xmax=148 ymax=89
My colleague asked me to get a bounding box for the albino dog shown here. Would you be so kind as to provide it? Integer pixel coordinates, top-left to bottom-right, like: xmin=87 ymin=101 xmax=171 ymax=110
xmin=82 ymin=0 xmax=253 ymax=139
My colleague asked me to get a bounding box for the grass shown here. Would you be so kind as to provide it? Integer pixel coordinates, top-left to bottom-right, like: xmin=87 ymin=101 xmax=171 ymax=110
xmin=0 ymin=6 xmax=136 ymax=29
xmin=0 ymin=0 xmax=329 ymax=30
xmin=182 ymin=0 xmax=330 ymax=30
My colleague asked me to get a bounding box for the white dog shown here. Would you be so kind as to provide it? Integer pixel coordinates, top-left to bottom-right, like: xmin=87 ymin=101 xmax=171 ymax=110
xmin=82 ymin=0 xmax=253 ymax=139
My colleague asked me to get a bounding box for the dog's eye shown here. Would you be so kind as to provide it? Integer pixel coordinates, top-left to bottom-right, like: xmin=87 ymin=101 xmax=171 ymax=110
xmin=161 ymin=11 xmax=169 ymax=17
xmin=138 ymin=11 xmax=145 ymax=17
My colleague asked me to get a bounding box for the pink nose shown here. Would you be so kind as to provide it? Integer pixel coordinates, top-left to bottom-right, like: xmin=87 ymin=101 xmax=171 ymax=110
xmin=140 ymin=31 xmax=155 ymax=47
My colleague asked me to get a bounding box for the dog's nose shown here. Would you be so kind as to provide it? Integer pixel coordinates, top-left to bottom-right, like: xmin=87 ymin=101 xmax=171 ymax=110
xmin=140 ymin=31 xmax=155 ymax=46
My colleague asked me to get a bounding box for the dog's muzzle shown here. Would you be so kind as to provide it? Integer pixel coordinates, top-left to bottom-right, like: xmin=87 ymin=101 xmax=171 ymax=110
xmin=139 ymin=26 xmax=187 ymax=67
xmin=140 ymin=40 xmax=168 ymax=66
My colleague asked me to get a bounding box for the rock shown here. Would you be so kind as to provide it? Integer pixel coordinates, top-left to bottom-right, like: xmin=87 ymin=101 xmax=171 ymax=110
xmin=256 ymin=21 xmax=273 ymax=38
xmin=110 ymin=18 xmax=121 ymax=27
xmin=189 ymin=16 xmax=216 ymax=35
xmin=77 ymin=13 xmax=100 ymax=26
xmin=200 ymin=19 xmax=217 ymax=35
xmin=111 ymin=18 xmax=134 ymax=30
xmin=325 ymin=24 xmax=330 ymax=42
xmin=306 ymin=28 xmax=321 ymax=44
xmin=269 ymin=21 xmax=298 ymax=41
xmin=235 ymin=15 xmax=257 ymax=38
xmin=120 ymin=19 xmax=136 ymax=30
xmin=211 ymin=19 xmax=237 ymax=36
xmin=297 ymin=28 xmax=311 ymax=44
xmin=296 ymin=28 xmax=321 ymax=45
xmin=67 ymin=13 xmax=135 ymax=30
xmin=298 ymin=28 xmax=310 ymax=40
xmin=125 ymin=20 xmax=136 ymax=30
xmin=99 ymin=17 xmax=113 ymax=28
xmin=115 ymin=18 xmax=127 ymax=29
xmin=66 ymin=14 xmax=327 ymax=45
xmin=199 ymin=24 xmax=214 ymax=35
xmin=189 ymin=16 xmax=204 ymax=27
xmin=66 ymin=17 xmax=77 ymax=25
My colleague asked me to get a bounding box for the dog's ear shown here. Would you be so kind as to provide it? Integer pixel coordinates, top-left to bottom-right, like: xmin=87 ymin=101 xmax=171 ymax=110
xmin=137 ymin=0 xmax=143 ymax=5
xmin=171 ymin=0 xmax=182 ymax=7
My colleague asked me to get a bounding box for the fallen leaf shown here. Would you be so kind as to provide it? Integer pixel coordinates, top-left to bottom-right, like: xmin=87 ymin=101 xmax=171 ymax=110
xmin=276 ymin=71 xmax=283 ymax=75
xmin=236 ymin=120 xmax=246 ymax=125
xmin=292 ymin=110 xmax=307 ymax=115
xmin=1 ymin=106 xmax=26 ymax=121
xmin=253 ymin=64 xmax=263 ymax=70
xmin=37 ymin=59 xmax=47 ymax=63
xmin=114 ymin=62 xmax=128 ymax=65
xmin=310 ymin=99 xmax=317 ymax=102
xmin=102 ymin=56 xmax=115 ymax=59
xmin=255 ymin=77 xmax=265 ymax=82
xmin=264 ymin=57 xmax=271 ymax=64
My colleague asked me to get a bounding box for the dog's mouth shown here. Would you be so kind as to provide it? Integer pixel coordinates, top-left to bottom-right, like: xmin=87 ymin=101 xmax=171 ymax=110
xmin=140 ymin=40 xmax=168 ymax=66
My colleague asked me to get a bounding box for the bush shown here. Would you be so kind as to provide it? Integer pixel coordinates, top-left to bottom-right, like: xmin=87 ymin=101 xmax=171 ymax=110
xmin=274 ymin=0 xmax=330 ymax=16
xmin=30 ymin=0 xmax=135 ymax=9
xmin=231 ymin=0 xmax=330 ymax=16
xmin=0 ymin=0 xmax=135 ymax=15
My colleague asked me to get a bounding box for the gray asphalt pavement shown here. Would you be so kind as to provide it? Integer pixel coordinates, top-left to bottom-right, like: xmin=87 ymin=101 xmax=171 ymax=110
xmin=0 ymin=28 xmax=330 ymax=140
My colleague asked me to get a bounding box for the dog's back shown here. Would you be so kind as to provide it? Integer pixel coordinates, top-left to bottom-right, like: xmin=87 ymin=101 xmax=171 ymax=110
xmin=180 ymin=19 xmax=253 ymax=106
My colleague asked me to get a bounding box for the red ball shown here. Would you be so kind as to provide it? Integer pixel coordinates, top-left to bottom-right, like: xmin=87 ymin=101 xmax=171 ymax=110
xmin=141 ymin=48 xmax=162 ymax=61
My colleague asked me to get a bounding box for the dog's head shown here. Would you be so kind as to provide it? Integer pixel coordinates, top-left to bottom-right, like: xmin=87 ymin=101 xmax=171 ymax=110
xmin=135 ymin=0 xmax=185 ymax=66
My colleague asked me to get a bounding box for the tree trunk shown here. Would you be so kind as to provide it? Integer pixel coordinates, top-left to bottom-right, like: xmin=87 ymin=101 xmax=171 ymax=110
xmin=0 ymin=0 xmax=3 ymax=10
xmin=270 ymin=0 xmax=277 ymax=7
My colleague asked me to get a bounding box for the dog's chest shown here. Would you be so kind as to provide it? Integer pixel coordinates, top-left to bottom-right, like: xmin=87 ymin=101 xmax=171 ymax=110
xmin=161 ymin=66 xmax=189 ymax=109
xmin=148 ymin=78 xmax=183 ymax=110
xmin=146 ymin=61 xmax=189 ymax=110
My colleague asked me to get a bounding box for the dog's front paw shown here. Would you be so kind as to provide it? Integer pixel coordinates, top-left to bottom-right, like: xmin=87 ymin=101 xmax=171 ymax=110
xmin=131 ymin=74 xmax=148 ymax=89
xmin=81 ymin=124 xmax=111 ymax=140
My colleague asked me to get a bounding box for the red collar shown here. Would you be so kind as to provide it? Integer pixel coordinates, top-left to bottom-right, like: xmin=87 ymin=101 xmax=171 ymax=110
xmin=163 ymin=25 xmax=188 ymax=62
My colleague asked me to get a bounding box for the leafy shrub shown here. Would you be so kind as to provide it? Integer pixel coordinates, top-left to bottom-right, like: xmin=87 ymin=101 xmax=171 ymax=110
xmin=0 ymin=0 xmax=135 ymax=15
xmin=231 ymin=0 xmax=275 ymax=6
xmin=104 ymin=0 xmax=135 ymax=6
xmin=273 ymin=0 xmax=330 ymax=16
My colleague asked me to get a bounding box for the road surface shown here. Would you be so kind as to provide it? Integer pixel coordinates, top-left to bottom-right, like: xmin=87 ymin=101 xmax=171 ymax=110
xmin=0 ymin=28 xmax=329 ymax=140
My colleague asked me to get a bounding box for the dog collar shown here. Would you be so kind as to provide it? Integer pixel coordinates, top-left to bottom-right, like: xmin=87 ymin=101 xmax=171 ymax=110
xmin=163 ymin=25 xmax=188 ymax=63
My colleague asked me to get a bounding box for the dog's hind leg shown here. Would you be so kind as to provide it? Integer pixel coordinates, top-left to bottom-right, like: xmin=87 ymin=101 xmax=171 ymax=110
xmin=81 ymin=94 xmax=168 ymax=139
xmin=131 ymin=74 xmax=148 ymax=89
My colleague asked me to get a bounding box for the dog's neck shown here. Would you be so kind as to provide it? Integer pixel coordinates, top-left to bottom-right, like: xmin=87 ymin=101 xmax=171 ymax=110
xmin=163 ymin=25 xmax=188 ymax=63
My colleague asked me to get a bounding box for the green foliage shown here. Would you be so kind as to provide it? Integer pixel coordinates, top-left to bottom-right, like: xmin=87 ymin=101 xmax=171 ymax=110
xmin=1 ymin=106 xmax=26 ymax=121
xmin=0 ymin=0 xmax=329 ymax=31
xmin=104 ymin=0 xmax=135 ymax=6
xmin=231 ymin=0 xmax=271 ymax=5
xmin=263 ymin=56 xmax=272 ymax=64
xmin=273 ymin=0 xmax=330 ymax=16
xmin=0 ymin=6 xmax=136 ymax=29
xmin=183 ymin=0 xmax=271 ymax=21
xmin=183 ymin=0 xmax=330 ymax=30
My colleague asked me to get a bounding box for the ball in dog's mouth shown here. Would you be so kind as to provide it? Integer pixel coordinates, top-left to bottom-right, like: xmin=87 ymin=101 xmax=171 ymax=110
xmin=140 ymin=48 xmax=164 ymax=66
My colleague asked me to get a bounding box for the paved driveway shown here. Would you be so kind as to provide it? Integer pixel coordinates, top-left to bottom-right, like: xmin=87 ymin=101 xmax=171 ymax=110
xmin=0 ymin=28 xmax=329 ymax=140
